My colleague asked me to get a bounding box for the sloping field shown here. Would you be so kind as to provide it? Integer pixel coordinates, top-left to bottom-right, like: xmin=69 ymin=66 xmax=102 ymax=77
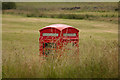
xmin=2 ymin=14 xmax=118 ymax=78
xmin=3 ymin=2 xmax=118 ymax=23
xmin=16 ymin=2 xmax=118 ymax=11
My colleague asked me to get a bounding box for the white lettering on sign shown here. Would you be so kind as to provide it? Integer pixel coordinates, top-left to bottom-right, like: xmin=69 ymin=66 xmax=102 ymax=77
xmin=63 ymin=33 xmax=76 ymax=36
xmin=43 ymin=33 xmax=58 ymax=36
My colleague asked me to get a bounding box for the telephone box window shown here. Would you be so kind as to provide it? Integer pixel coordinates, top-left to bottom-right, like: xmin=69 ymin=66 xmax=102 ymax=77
xmin=43 ymin=43 xmax=56 ymax=48
xmin=63 ymin=33 xmax=76 ymax=36
xmin=43 ymin=33 xmax=58 ymax=36
xmin=43 ymin=43 xmax=56 ymax=55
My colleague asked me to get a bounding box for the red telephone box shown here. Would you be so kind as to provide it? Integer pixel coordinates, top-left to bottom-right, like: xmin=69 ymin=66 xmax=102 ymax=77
xmin=39 ymin=24 xmax=79 ymax=56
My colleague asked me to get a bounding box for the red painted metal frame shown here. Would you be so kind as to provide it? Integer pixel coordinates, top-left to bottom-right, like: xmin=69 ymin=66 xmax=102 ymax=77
xmin=39 ymin=24 xmax=79 ymax=56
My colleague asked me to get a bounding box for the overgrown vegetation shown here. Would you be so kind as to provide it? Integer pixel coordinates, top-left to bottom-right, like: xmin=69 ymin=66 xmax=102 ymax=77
xmin=2 ymin=39 xmax=118 ymax=78
xmin=2 ymin=14 xmax=118 ymax=78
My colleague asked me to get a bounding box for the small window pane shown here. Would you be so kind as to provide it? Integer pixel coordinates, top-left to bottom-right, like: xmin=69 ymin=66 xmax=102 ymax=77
xmin=44 ymin=43 xmax=56 ymax=48
xmin=43 ymin=33 xmax=58 ymax=36
xmin=63 ymin=33 xmax=76 ymax=36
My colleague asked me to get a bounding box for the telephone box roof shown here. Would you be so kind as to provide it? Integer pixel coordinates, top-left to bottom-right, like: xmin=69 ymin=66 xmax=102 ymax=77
xmin=39 ymin=24 xmax=79 ymax=32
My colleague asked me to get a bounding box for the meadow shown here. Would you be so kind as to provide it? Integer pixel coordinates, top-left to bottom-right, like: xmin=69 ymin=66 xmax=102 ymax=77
xmin=2 ymin=2 xmax=118 ymax=78
xmin=2 ymin=14 xmax=118 ymax=78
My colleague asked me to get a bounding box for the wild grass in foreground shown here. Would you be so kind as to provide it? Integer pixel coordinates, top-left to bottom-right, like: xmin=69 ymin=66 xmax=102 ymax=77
xmin=2 ymin=14 xmax=118 ymax=78
xmin=2 ymin=38 xmax=118 ymax=78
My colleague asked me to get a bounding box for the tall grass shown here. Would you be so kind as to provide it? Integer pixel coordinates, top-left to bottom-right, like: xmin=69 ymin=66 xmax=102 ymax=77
xmin=2 ymin=14 xmax=118 ymax=78
xmin=2 ymin=38 xmax=118 ymax=78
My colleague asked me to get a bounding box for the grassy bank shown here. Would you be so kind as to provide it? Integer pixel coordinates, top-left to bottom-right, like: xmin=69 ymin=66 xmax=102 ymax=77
xmin=2 ymin=14 xmax=118 ymax=78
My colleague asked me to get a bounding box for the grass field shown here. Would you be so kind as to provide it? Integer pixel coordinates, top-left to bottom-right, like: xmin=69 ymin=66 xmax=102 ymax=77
xmin=2 ymin=14 xmax=118 ymax=78
xmin=16 ymin=2 xmax=118 ymax=11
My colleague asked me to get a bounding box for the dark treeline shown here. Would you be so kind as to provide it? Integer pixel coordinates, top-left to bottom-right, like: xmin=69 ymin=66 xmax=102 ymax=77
xmin=2 ymin=2 xmax=16 ymax=10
